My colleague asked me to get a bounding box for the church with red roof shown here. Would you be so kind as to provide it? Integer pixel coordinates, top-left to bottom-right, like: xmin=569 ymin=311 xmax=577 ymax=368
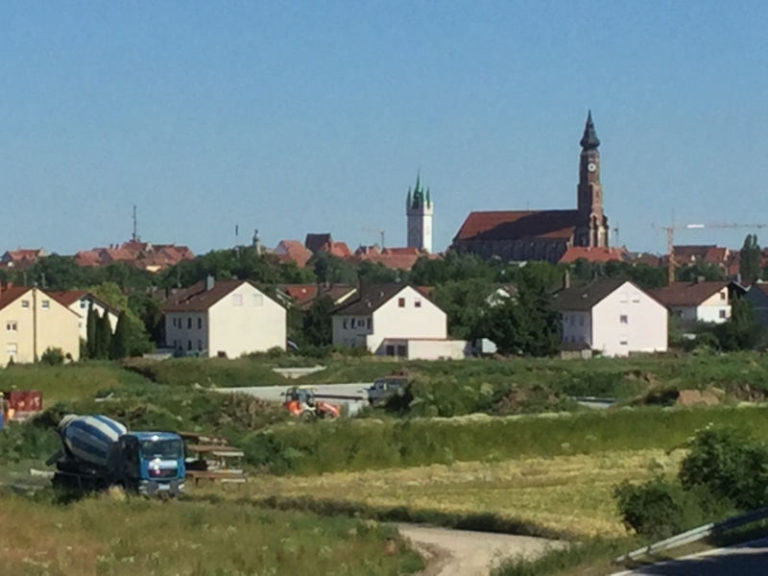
xmin=451 ymin=113 xmax=610 ymax=263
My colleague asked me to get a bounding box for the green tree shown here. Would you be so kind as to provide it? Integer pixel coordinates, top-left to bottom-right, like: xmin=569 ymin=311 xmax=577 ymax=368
xmin=740 ymin=234 xmax=761 ymax=284
xmin=110 ymin=311 xmax=129 ymax=359
xmin=86 ymin=304 xmax=98 ymax=358
xmin=94 ymin=311 xmax=112 ymax=359
xmin=302 ymin=296 xmax=334 ymax=346
xmin=713 ymin=298 xmax=765 ymax=351
xmin=431 ymin=279 xmax=495 ymax=339
xmin=311 ymin=252 xmax=357 ymax=285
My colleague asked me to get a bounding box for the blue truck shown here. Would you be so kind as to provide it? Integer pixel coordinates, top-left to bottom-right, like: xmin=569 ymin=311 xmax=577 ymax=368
xmin=48 ymin=414 xmax=185 ymax=496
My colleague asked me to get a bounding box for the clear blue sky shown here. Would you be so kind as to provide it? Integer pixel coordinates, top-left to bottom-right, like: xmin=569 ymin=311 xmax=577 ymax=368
xmin=2 ymin=1 xmax=768 ymax=256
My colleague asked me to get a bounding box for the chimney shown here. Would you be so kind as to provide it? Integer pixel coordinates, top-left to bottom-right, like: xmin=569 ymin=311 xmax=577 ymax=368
xmin=696 ymin=276 xmax=705 ymax=284
xmin=206 ymin=275 xmax=215 ymax=291
xmin=562 ymin=271 xmax=571 ymax=291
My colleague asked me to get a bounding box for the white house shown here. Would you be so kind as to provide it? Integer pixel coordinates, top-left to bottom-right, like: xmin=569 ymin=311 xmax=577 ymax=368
xmin=164 ymin=278 xmax=285 ymax=358
xmin=649 ymin=281 xmax=730 ymax=326
xmin=49 ymin=290 xmax=119 ymax=342
xmin=554 ymin=279 xmax=668 ymax=357
xmin=332 ymin=284 xmax=467 ymax=360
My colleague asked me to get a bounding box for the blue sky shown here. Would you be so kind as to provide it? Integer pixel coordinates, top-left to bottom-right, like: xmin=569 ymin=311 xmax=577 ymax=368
xmin=2 ymin=1 xmax=767 ymax=256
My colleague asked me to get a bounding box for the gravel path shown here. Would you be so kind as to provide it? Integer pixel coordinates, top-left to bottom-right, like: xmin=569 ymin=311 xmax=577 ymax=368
xmin=397 ymin=524 xmax=563 ymax=576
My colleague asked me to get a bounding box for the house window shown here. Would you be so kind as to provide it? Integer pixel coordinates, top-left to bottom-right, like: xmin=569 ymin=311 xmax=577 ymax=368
xmin=21 ymin=300 xmax=29 ymax=308
xmin=80 ymin=300 xmax=87 ymax=309
xmin=6 ymin=321 xmax=16 ymax=332
xmin=398 ymin=298 xmax=405 ymax=308
xmin=386 ymin=345 xmax=395 ymax=356
xmin=187 ymin=318 xmax=192 ymax=329
xmin=620 ymin=314 xmax=628 ymax=324
xmin=720 ymin=292 xmax=726 ymax=300
xmin=198 ymin=339 xmax=203 ymax=350
xmin=41 ymin=300 xmax=50 ymax=309
xmin=620 ymin=340 xmax=628 ymax=346
xmin=187 ymin=340 xmax=192 ymax=350
xmin=719 ymin=309 xmax=726 ymax=319
xmin=197 ymin=318 xmax=202 ymax=329
xmin=415 ymin=300 xmax=422 ymax=308
xmin=343 ymin=319 xmax=348 ymax=329
xmin=232 ymin=294 xmax=243 ymax=306
xmin=397 ymin=345 xmax=407 ymax=357
xmin=367 ymin=318 xmax=372 ymax=329
xmin=253 ymin=294 xmax=263 ymax=307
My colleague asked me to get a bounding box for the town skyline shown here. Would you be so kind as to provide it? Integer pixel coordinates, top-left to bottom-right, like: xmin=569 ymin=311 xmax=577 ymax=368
xmin=3 ymin=2 xmax=768 ymax=256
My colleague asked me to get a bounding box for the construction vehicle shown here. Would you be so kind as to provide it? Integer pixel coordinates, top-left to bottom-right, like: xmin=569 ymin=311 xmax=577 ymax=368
xmin=48 ymin=414 xmax=185 ymax=495
xmin=283 ymin=386 xmax=340 ymax=420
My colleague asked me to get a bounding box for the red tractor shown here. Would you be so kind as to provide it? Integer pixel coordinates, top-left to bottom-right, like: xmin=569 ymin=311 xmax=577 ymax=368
xmin=282 ymin=386 xmax=341 ymax=420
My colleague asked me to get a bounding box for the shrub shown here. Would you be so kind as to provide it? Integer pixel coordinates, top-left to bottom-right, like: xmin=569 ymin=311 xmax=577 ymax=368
xmin=679 ymin=427 xmax=768 ymax=509
xmin=40 ymin=347 xmax=65 ymax=366
xmin=614 ymin=478 xmax=689 ymax=539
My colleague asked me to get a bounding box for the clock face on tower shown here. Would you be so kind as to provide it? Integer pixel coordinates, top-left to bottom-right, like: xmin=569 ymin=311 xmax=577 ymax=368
xmin=587 ymin=162 xmax=597 ymax=173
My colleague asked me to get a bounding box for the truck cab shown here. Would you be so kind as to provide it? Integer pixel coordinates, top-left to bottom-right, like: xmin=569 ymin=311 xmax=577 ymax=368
xmin=111 ymin=432 xmax=185 ymax=495
xmin=367 ymin=377 xmax=407 ymax=405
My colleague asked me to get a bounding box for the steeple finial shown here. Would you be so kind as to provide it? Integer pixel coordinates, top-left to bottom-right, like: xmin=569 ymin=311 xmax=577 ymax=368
xmin=580 ymin=110 xmax=600 ymax=150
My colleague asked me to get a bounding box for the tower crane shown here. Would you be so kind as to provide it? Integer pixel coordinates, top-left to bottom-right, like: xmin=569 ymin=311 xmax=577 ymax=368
xmin=361 ymin=227 xmax=386 ymax=249
xmin=662 ymin=222 xmax=768 ymax=285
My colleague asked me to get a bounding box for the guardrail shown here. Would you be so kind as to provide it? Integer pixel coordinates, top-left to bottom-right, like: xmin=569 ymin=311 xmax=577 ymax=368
xmin=616 ymin=506 xmax=768 ymax=563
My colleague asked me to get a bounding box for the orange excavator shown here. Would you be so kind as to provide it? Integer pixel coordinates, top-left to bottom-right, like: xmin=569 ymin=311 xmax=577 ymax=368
xmin=282 ymin=386 xmax=341 ymax=420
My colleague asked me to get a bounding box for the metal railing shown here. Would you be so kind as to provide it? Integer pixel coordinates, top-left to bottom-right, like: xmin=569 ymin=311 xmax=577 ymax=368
xmin=616 ymin=506 xmax=768 ymax=563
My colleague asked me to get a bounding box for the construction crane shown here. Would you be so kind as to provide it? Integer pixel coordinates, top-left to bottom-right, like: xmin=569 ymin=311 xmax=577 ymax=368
xmin=662 ymin=222 xmax=768 ymax=285
xmin=361 ymin=227 xmax=386 ymax=249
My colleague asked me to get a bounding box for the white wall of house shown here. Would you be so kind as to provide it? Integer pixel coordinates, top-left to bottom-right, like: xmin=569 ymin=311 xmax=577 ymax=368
xmin=73 ymin=297 xmax=118 ymax=342
xmin=207 ymin=283 xmax=285 ymax=358
xmin=591 ymin=282 xmax=668 ymax=357
xmin=367 ymin=287 xmax=446 ymax=353
xmin=560 ymin=311 xmax=592 ymax=347
xmin=332 ymin=315 xmax=372 ymax=348
xmin=165 ymin=312 xmax=208 ymax=354
xmin=0 ymin=289 xmax=80 ymax=365
xmin=695 ymin=288 xmax=731 ymax=323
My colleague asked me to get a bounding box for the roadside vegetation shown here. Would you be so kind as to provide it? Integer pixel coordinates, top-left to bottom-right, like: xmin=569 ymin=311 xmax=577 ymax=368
xmin=0 ymin=492 xmax=421 ymax=576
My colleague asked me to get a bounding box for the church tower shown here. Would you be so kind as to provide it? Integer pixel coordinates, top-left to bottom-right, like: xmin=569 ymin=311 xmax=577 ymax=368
xmin=576 ymin=111 xmax=608 ymax=248
xmin=406 ymin=175 xmax=433 ymax=253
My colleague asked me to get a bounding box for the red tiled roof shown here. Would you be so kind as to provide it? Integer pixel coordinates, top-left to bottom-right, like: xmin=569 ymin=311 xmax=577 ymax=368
xmin=279 ymin=284 xmax=319 ymax=306
xmin=275 ymin=240 xmax=312 ymax=268
xmin=327 ymin=242 xmax=351 ymax=259
xmin=648 ymin=281 xmax=728 ymax=307
xmin=559 ymin=247 xmax=626 ymax=264
xmin=454 ymin=210 xmax=579 ymax=242
xmin=0 ymin=286 xmax=33 ymax=311
xmin=47 ymin=290 xmax=120 ymax=315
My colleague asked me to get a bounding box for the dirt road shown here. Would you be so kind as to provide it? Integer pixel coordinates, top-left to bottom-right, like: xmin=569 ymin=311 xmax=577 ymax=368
xmin=398 ymin=524 xmax=562 ymax=576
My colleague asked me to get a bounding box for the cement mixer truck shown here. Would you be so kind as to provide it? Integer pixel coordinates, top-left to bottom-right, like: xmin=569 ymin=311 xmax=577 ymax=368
xmin=48 ymin=415 xmax=186 ymax=496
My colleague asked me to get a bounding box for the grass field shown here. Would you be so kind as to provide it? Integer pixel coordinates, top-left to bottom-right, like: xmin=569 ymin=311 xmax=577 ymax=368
xmin=0 ymin=493 xmax=422 ymax=576
xmin=221 ymin=449 xmax=684 ymax=540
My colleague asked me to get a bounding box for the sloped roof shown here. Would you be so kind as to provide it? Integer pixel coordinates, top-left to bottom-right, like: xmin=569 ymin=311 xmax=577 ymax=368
xmin=163 ymin=280 xmax=264 ymax=312
xmin=0 ymin=286 xmax=33 ymax=311
xmin=305 ymin=233 xmax=332 ymax=253
xmin=275 ymin=240 xmax=312 ymax=268
xmin=47 ymin=290 xmax=120 ymax=316
xmin=552 ymin=279 xmax=628 ymax=311
xmin=279 ymin=284 xmax=319 ymax=306
xmin=333 ymin=284 xmax=411 ymax=316
xmin=558 ymin=247 xmax=625 ymax=264
xmin=649 ymin=281 xmax=728 ymax=307
xmin=454 ymin=210 xmax=580 ymax=242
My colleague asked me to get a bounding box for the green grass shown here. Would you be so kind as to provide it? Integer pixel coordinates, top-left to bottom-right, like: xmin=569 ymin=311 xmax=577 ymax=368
xmin=0 ymin=492 xmax=423 ymax=576
xmin=123 ymin=357 xmax=289 ymax=387
xmin=0 ymin=362 xmax=149 ymax=407
xmin=244 ymin=404 xmax=768 ymax=475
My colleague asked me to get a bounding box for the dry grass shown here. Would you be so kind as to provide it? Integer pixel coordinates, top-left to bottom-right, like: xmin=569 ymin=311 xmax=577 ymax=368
xmin=0 ymin=493 xmax=422 ymax=576
xmin=236 ymin=449 xmax=685 ymax=539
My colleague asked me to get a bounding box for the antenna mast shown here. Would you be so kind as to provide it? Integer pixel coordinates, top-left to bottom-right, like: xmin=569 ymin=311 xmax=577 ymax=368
xmin=132 ymin=205 xmax=138 ymax=242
